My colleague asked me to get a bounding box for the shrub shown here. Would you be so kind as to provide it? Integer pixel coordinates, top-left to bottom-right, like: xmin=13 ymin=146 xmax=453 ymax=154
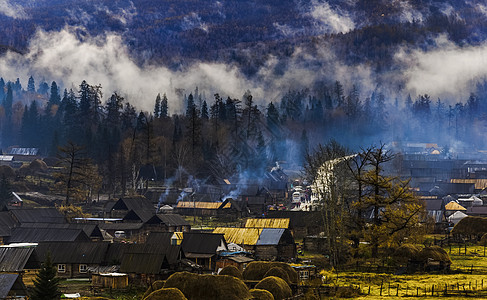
xmin=143 ymin=288 xmax=187 ymax=300
xmin=143 ymin=281 xmax=166 ymax=299
xmin=264 ymin=267 xmax=291 ymax=284
xmin=164 ymin=272 xmax=251 ymax=300
xmin=254 ymin=276 xmax=292 ymax=300
xmin=243 ymin=261 xmax=298 ymax=284
xmin=250 ymin=289 xmax=274 ymax=300
xmin=219 ymin=265 xmax=243 ymax=279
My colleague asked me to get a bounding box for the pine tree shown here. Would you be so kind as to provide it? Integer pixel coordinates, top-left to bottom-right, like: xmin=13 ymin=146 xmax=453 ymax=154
xmin=161 ymin=93 xmax=168 ymax=118
xmin=27 ymin=76 xmax=36 ymax=93
xmin=30 ymin=252 xmax=61 ymax=300
xmin=154 ymin=93 xmax=161 ymax=118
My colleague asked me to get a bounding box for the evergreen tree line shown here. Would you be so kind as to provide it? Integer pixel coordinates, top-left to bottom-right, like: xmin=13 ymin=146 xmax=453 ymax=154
xmin=1 ymin=75 xmax=487 ymax=196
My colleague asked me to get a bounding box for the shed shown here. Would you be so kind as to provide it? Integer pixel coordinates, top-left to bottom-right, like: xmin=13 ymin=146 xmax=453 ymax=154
xmin=92 ymin=272 xmax=129 ymax=289
xmin=0 ymin=273 xmax=27 ymax=299
xmin=255 ymin=228 xmax=296 ymax=260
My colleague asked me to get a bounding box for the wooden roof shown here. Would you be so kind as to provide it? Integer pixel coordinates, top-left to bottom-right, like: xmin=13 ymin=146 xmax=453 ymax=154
xmin=176 ymin=201 xmax=230 ymax=209
xmin=213 ymin=227 xmax=262 ymax=246
xmin=451 ymin=179 xmax=487 ymax=190
xmin=445 ymin=201 xmax=467 ymax=211
xmin=245 ymin=218 xmax=290 ymax=229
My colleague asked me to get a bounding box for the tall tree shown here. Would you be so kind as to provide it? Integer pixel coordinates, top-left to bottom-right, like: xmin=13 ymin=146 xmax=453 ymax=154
xmin=30 ymin=252 xmax=61 ymax=300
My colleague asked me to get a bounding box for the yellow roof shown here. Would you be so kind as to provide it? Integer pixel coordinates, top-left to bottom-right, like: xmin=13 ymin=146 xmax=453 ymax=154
xmin=445 ymin=201 xmax=467 ymax=211
xmin=177 ymin=201 xmax=230 ymax=209
xmin=244 ymin=218 xmax=290 ymax=229
xmin=213 ymin=227 xmax=262 ymax=245
xmin=451 ymin=179 xmax=487 ymax=190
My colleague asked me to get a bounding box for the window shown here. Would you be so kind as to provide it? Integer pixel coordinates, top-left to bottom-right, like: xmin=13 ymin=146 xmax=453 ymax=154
xmin=79 ymin=264 xmax=87 ymax=273
xmin=58 ymin=264 xmax=66 ymax=273
xmin=299 ymin=270 xmax=309 ymax=280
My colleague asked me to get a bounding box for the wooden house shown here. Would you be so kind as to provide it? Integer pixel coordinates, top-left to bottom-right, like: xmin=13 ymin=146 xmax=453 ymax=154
xmin=144 ymin=214 xmax=191 ymax=233
xmin=146 ymin=232 xmax=228 ymax=271
xmin=36 ymin=242 xmax=110 ymax=278
xmin=109 ymin=197 xmax=155 ymax=219
xmin=119 ymin=243 xmax=184 ymax=283
xmin=18 ymin=223 xmax=103 ymax=241
xmin=213 ymin=227 xmax=296 ymax=261
xmin=266 ymin=211 xmax=323 ymax=239
xmin=0 ymin=246 xmax=40 ymax=273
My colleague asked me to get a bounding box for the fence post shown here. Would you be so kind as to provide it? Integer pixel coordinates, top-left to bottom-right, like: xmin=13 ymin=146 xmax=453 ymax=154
xmin=380 ymin=281 xmax=383 ymax=296
xmin=396 ymin=284 xmax=399 ymax=296
xmin=444 ymin=283 xmax=447 ymax=296
xmin=432 ymin=284 xmax=434 ymax=296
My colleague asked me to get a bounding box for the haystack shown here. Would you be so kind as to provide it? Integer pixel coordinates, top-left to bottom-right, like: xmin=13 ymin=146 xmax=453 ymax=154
xmin=254 ymin=276 xmax=292 ymax=300
xmin=243 ymin=261 xmax=298 ymax=284
xmin=164 ymin=271 xmax=251 ymax=300
xmin=143 ymin=281 xmax=166 ymax=299
xmin=416 ymin=246 xmax=451 ymax=264
xmin=250 ymin=289 xmax=275 ymax=300
xmin=392 ymin=244 xmax=421 ymax=265
xmin=219 ymin=265 xmax=243 ymax=279
xmin=264 ymin=267 xmax=291 ymax=284
xmin=451 ymin=216 xmax=487 ymax=237
xmin=143 ymin=288 xmax=187 ymax=300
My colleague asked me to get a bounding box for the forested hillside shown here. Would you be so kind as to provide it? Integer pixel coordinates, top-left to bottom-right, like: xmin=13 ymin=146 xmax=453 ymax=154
xmin=0 ymin=0 xmax=486 ymax=192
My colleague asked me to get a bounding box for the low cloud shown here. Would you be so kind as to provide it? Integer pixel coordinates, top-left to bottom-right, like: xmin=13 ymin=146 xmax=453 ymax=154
xmin=396 ymin=35 xmax=487 ymax=100
xmin=0 ymin=0 xmax=28 ymax=19
xmin=308 ymin=0 xmax=355 ymax=34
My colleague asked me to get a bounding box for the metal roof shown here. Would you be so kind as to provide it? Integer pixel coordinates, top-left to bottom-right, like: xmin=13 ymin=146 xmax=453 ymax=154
xmin=19 ymin=223 xmax=102 ymax=238
xmin=0 ymin=247 xmax=39 ymax=271
xmin=119 ymin=243 xmax=182 ymax=274
xmin=152 ymin=214 xmax=190 ymax=226
xmin=180 ymin=232 xmax=226 ymax=255
xmin=112 ymin=197 xmax=154 ymax=211
xmin=255 ymin=228 xmax=285 ymax=245
xmin=8 ymin=228 xmax=90 ymax=243
xmin=98 ymin=223 xmax=144 ymax=231
xmin=245 ymin=218 xmax=290 ymax=229
xmin=7 ymin=148 xmax=38 ymax=155
xmin=0 ymin=273 xmax=23 ymax=298
xmin=10 ymin=208 xmax=66 ymax=224
xmin=36 ymin=242 xmax=110 ymax=264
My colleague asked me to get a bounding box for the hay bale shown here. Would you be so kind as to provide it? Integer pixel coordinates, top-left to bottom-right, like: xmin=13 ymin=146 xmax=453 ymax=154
xmin=451 ymin=216 xmax=487 ymax=237
xmin=219 ymin=265 xmax=243 ymax=279
xmin=250 ymin=289 xmax=274 ymax=300
xmin=164 ymin=271 xmax=251 ymax=300
xmin=143 ymin=281 xmax=166 ymax=299
xmin=144 ymin=288 xmax=187 ymax=300
xmin=254 ymin=276 xmax=292 ymax=300
xmin=243 ymin=261 xmax=298 ymax=284
xmin=416 ymin=246 xmax=451 ymax=264
xmin=392 ymin=244 xmax=421 ymax=265
xmin=79 ymin=298 xmax=113 ymax=300
xmin=264 ymin=267 xmax=291 ymax=284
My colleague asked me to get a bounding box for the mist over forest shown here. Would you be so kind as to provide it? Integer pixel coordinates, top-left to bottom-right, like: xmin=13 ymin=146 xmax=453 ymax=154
xmin=0 ymin=0 xmax=486 ymax=185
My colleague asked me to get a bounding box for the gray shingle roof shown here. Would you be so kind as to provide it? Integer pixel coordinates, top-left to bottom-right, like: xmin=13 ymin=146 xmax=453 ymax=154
xmin=0 ymin=273 xmax=23 ymax=298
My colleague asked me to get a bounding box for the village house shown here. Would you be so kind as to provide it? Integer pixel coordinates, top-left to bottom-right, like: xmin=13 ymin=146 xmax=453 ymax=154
xmin=36 ymin=242 xmax=110 ymax=278
xmin=119 ymin=242 xmax=184 ymax=283
xmin=146 ymin=232 xmax=228 ymax=271
xmin=213 ymin=227 xmax=296 ymax=261
xmin=7 ymin=228 xmax=91 ymax=244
